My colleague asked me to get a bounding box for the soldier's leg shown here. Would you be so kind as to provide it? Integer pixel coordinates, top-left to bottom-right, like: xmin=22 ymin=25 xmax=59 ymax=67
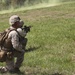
xmin=14 ymin=51 xmax=24 ymax=68
xmin=6 ymin=57 xmax=14 ymax=71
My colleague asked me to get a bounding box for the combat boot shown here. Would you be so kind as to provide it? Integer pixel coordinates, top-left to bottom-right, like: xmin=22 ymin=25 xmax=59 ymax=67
xmin=0 ymin=67 xmax=8 ymax=73
xmin=8 ymin=67 xmax=20 ymax=73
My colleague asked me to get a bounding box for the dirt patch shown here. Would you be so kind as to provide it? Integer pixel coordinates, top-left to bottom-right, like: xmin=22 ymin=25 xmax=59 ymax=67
xmin=0 ymin=7 xmax=75 ymax=22
xmin=20 ymin=9 xmax=75 ymax=22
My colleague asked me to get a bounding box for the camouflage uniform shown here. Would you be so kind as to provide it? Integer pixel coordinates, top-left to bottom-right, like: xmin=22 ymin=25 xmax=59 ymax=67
xmin=6 ymin=26 xmax=25 ymax=71
xmin=0 ymin=15 xmax=27 ymax=72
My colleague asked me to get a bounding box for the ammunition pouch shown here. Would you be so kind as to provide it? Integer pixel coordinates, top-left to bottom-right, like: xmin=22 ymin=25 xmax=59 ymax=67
xmin=0 ymin=50 xmax=7 ymax=62
xmin=0 ymin=50 xmax=13 ymax=62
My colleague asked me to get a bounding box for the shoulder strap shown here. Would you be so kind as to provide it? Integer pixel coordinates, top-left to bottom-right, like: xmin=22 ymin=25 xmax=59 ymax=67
xmin=5 ymin=29 xmax=21 ymax=38
xmin=10 ymin=29 xmax=22 ymax=38
xmin=3 ymin=29 xmax=16 ymax=41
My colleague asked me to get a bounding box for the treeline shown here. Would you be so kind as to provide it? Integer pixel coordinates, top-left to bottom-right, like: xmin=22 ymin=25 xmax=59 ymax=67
xmin=0 ymin=0 xmax=74 ymax=10
xmin=61 ymin=0 xmax=75 ymax=2
xmin=0 ymin=0 xmax=48 ymax=10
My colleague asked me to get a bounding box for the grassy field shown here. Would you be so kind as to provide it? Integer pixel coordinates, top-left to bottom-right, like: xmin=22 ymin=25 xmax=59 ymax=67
xmin=0 ymin=1 xmax=75 ymax=75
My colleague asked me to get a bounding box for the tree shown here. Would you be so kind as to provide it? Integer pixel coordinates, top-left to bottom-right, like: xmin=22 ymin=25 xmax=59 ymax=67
xmin=11 ymin=0 xmax=26 ymax=7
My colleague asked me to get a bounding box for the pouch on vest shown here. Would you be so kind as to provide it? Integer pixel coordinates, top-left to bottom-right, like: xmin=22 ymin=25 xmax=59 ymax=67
xmin=0 ymin=50 xmax=7 ymax=62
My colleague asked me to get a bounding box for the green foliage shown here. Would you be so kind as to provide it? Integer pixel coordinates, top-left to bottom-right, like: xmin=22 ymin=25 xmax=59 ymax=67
xmin=0 ymin=0 xmax=75 ymax=10
xmin=61 ymin=0 xmax=75 ymax=2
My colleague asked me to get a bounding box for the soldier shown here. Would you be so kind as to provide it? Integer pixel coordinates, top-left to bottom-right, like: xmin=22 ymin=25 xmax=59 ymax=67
xmin=0 ymin=15 xmax=27 ymax=73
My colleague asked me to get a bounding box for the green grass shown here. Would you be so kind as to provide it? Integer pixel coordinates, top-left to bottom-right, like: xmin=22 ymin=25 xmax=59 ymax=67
xmin=0 ymin=1 xmax=75 ymax=75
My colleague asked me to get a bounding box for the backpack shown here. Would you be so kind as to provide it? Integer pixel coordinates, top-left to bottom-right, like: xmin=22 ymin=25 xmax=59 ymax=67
xmin=0 ymin=28 xmax=24 ymax=49
xmin=0 ymin=29 xmax=12 ymax=62
xmin=0 ymin=29 xmax=19 ymax=62
xmin=0 ymin=30 xmax=8 ymax=49
xmin=0 ymin=28 xmax=15 ymax=48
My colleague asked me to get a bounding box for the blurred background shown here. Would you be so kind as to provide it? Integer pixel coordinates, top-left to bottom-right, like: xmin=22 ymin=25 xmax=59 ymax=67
xmin=0 ymin=0 xmax=75 ymax=11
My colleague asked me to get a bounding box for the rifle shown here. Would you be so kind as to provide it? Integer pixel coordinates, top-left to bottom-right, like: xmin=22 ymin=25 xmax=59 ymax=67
xmin=22 ymin=25 xmax=32 ymax=33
